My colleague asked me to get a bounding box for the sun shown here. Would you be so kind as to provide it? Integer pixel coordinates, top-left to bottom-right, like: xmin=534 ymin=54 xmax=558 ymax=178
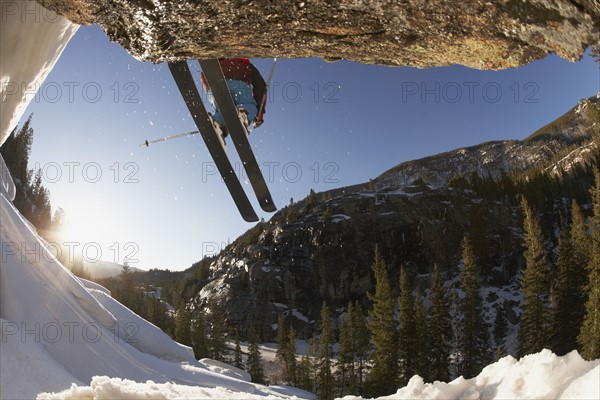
xmin=58 ymin=201 xmax=113 ymax=246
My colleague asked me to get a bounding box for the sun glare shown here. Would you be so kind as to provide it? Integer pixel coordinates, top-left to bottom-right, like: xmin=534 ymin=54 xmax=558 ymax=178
xmin=59 ymin=202 xmax=112 ymax=246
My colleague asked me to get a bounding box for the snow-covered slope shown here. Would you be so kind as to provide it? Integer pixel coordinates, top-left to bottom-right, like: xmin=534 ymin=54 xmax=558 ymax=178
xmin=0 ymin=153 xmax=315 ymax=399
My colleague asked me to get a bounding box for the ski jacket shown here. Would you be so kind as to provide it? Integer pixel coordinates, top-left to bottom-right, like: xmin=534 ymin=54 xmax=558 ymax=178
xmin=201 ymin=58 xmax=267 ymax=122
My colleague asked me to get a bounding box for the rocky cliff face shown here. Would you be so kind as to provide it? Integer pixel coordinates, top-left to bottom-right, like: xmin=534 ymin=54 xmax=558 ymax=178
xmin=194 ymin=185 xmax=524 ymax=340
xmin=38 ymin=0 xmax=599 ymax=70
xmin=185 ymin=97 xmax=598 ymax=341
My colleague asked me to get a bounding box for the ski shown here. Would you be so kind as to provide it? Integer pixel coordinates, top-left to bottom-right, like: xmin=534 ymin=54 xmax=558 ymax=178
xmin=199 ymin=59 xmax=277 ymax=213
xmin=168 ymin=61 xmax=259 ymax=222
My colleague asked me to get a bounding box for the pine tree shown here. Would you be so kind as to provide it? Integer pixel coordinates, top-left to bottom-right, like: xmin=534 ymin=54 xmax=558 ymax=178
xmin=0 ymin=118 xmax=36 ymax=222
xmin=307 ymin=188 xmax=317 ymax=207
xmin=429 ymin=264 xmax=451 ymax=382
xmin=285 ymin=327 xmax=297 ymax=386
xmin=578 ymin=168 xmax=600 ymax=360
xmin=30 ymin=169 xmax=51 ymax=230
xmin=317 ymin=302 xmax=334 ymax=400
xmin=297 ymin=346 xmax=312 ymax=392
xmin=572 ymin=200 xmax=592 ymax=272
xmin=449 ymin=289 xmax=462 ymax=379
xmin=275 ymin=313 xmax=290 ymax=380
xmin=550 ymin=215 xmax=580 ymax=355
xmin=297 ymin=334 xmax=318 ymax=392
xmin=413 ymin=289 xmax=429 ymax=380
xmin=192 ymin=311 xmax=209 ymax=359
xmin=518 ymin=198 xmax=552 ymax=357
xmin=338 ymin=302 xmax=356 ymax=397
xmin=459 ymin=237 xmax=491 ymax=377
xmin=398 ymin=267 xmax=415 ymax=385
xmin=246 ymin=326 xmax=264 ymax=384
xmin=206 ymin=299 xmax=228 ymax=361
xmin=352 ymin=301 xmax=369 ymax=396
xmin=119 ymin=262 xmax=135 ymax=309
xmin=570 ymin=201 xmax=592 ymax=340
xmin=276 ymin=314 xmax=288 ymax=359
xmin=366 ymin=245 xmax=398 ymax=396
xmin=234 ymin=330 xmax=243 ymax=369
xmin=175 ymin=306 xmax=192 ymax=347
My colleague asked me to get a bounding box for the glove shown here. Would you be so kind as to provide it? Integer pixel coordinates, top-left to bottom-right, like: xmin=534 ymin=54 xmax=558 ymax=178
xmin=253 ymin=118 xmax=264 ymax=129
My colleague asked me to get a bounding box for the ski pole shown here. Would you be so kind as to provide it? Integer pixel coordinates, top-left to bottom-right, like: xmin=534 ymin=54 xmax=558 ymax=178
xmin=139 ymin=129 xmax=199 ymax=147
xmin=254 ymin=58 xmax=277 ymax=129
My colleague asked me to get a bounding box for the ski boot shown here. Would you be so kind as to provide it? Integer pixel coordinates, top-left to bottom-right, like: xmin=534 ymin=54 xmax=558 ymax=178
xmin=209 ymin=115 xmax=228 ymax=149
xmin=237 ymin=108 xmax=251 ymax=137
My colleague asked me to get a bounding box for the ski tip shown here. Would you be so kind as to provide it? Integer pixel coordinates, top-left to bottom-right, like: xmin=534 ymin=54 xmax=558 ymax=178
xmin=259 ymin=199 xmax=277 ymax=213
xmin=242 ymin=213 xmax=260 ymax=222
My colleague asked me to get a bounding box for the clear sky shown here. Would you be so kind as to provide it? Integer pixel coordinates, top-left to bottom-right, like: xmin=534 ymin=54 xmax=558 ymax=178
xmin=17 ymin=24 xmax=598 ymax=271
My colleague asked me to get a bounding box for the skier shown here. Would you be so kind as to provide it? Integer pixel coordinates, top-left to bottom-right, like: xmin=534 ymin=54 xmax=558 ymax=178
xmin=200 ymin=58 xmax=267 ymax=139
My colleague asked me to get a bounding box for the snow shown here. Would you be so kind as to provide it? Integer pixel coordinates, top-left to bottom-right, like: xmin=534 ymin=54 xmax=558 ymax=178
xmin=0 ymin=0 xmax=78 ymax=145
xmin=331 ymin=214 xmax=351 ymax=223
xmin=340 ymin=350 xmax=599 ymax=400
xmin=196 ymin=358 xmax=252 ymax=382
xmin=0 ymin=318 xmax=85 ymax=400
xmin=37 ymin=376 xmax=311 ymax=400
xmin=291 ymin=309 xmax=310 ymax=323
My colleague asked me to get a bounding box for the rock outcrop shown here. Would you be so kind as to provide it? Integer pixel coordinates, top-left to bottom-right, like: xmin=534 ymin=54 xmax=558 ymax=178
xmin=38 ymin=0 xmax=599 ymax=70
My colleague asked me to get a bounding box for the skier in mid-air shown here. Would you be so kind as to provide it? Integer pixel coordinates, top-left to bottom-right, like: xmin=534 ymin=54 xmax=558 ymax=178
xmin=200 ymin=58 xmax=267 ymax=140
xmin=163 ymin=58 xmax=277 ymax=220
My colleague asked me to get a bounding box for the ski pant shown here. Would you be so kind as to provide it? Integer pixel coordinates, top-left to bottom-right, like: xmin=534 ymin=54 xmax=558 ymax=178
xmin=207 ymin=79 xmax=257 ymax=128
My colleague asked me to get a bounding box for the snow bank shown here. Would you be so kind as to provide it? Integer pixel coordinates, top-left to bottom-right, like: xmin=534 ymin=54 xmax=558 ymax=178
xmin=37 ymin=376 xmax=313 ymax=400
xmin=0 ymin=0 xmax=78 ymax=144
xmin=340 ymin=349 xmax=599 ymax=400
xmin=35 ymin=350 xmax=598 ymax=400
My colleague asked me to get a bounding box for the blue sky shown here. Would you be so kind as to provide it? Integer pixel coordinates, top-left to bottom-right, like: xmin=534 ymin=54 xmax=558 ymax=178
xmin=18 ymin=24 xmax=599 ymax=271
